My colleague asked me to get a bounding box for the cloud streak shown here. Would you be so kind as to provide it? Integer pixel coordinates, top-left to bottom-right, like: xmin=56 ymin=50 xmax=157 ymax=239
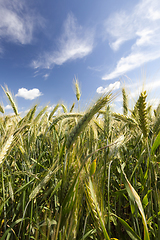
xmin=32 ymin=13 xmax=94 ymax=69
xmin=15 ymin=88 xmax=43 ymax=100
xmin=43 ymin=73 xmax=49 ymax=80
xmin=0 ymin=0 xmax=44 ymax=47
xmin=96 ymin=81 xmax=120 ymax=94
xmin=103 ymin=0 xmax=160 ymax=80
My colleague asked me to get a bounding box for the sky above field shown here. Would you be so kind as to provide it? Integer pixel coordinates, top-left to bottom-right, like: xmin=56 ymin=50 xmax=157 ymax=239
xmin=1 ymin=0 xmax=160 ymax=114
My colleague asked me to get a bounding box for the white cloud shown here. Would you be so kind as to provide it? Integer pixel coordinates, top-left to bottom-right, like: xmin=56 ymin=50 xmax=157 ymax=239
xmin=4 ymin=104 xmax=12 ymax=110
xmin=0 ymin=0 xmax=44 ymax=47
xmin=32 ymin=13 xmax=94 ymax=69
xmin=15 ymin=88 xmax=43 ymax=100
xmin=103 ymin=0 xmax=160 ymax=80
xmin=96 ymin=81 xmax=120 ymax=94
xmin=136 ymin=29 xmax=154 ymax=47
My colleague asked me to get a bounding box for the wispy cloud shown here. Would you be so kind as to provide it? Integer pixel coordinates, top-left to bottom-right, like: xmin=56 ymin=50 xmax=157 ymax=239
xmin=103 ymin=0 xmax=160 ymax=80
xmin=87 ymin=65 xmax=105 ymax=72
xmin=102 ymin=51 xmax=160 ymax=80
xmin=127 ymin=79 xmax=160 ymax=99
xmin=0 ymin=0 xmax=44 ymax=47
xmin=96 ymin=81 xmax=120 ymax=94
xmin=148 ymin=98 xmax=160 ymax=109
xmin=43 ymin=73 xmax=49 ymax=80
xmin=15 ymin=88 xmax=43 ymax=100
xmin=114 ymin=79 xmax=160 ymax=104
xmin=32 ymin=13 xmax=94 ymax=69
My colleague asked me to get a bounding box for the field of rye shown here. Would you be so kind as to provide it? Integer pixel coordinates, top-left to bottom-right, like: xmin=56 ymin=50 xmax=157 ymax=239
xmin=0 ymin=82 xmax=160 ymax=240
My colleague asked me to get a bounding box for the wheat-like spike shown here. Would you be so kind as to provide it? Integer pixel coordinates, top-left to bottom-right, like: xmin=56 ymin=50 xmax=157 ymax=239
xmin=9 ymin=181 xmax=14 ymax=201
xmin=18 ymin=105 xmax=37 ymax=127
xmin=88 ymin=124 xmax=97 ymax=152
xmin=73 ymin=77 xmax=81 ymax=101
xmin=34 ymin=105 xmax=48 ymax=124
xmin=122 ymin=88 xmax=128 ymax=115
xmin=2 ymin=86 xmax=18 ymax=116
xmin=48 ymin=104 xmax=60 ymax=120
xmin=49 ymin=113 xmax=83 ymax=130
xmin=39 ymin=112 xmax=48 ymax=132
xmin=0 ymin=135 xmax=14 ymax=166
xmin=137 ymin=91 xmax=148 ymax=138
xmin=85 ymin=181 xmax=101 ymax=229
xmin=85 ymin=179 xmax=109 ymax=238
xmin=104 ymin=105 xmax=111 ymax=138
xmin=0 ymin=104 xmax=4 ymax=114
xmin=69 ymin=102 xmax=75 ymax=112
xmin=29 ymin=162 xmax=59 ymax=200
xmin=61 ymin=104 xmax=67 ymax=113
xmin=29 ymin=170 xmax=53 ymax=200
xmin=131 ymin=98 xmax=139 ymax=120
xmin=28 ymin=105 xmax=37 ymax=121
xmin=66 ymin=92 xmax=114 ymax=149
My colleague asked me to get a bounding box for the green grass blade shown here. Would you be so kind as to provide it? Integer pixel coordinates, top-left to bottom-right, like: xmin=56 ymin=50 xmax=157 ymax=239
xmin=1 ymin=218 xmax=27 ymax=240
xmin=151 ymin=131 xmax=160 ymax=155
xmin=111 ymin=213 xmax=142 ymax=240
xmin=78 ymin=229 xmax=96 ymax=240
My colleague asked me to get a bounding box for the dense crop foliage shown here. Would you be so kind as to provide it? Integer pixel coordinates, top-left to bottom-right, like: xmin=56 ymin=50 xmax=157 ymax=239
xmin=0 ymin=84 xmax=160 ymax=239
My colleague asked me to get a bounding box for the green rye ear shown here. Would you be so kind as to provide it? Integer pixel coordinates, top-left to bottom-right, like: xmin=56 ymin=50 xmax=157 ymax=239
xmin=137 ymin=91 xmax=148 ymax=138
xmin=66 ymin=91 xmax=114 ymax=149
xmin=0 ymin=104 xmax=4 ymax=114
xmin=122 ymin=87 xmax=128 ymax=115
xmin=0 ymin=135 xmax=14 ymax=166
xmin=73 ymin=77 xmax=81 ymax=102
xmin=2 ymin=85 xmax=18 ymax=116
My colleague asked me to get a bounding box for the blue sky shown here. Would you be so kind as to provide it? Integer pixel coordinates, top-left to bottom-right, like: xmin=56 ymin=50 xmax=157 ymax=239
xmin=1 ymin=0 xmax=160 ymax=114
